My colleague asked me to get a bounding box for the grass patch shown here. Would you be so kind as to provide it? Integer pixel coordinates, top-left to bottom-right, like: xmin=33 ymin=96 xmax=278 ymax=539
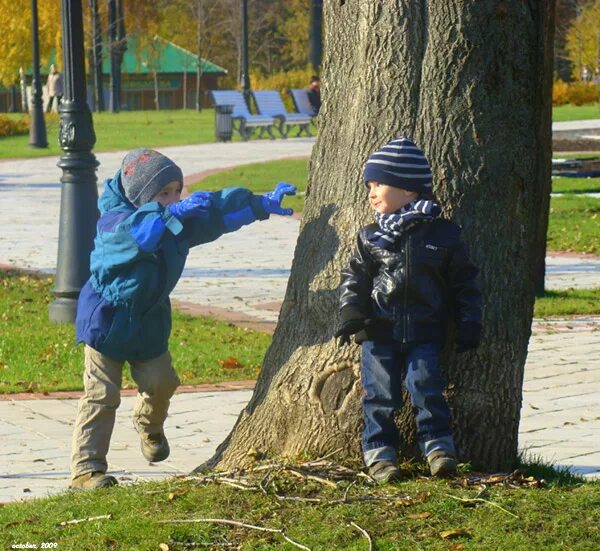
xmin=190 ymin=158 xmax=309 ymax=213
xmin=0 ymin=459 xmax=598 ymax=550
xmin=0 ymin=270 xmax=270 ymax=394
xmin=0 ymin=110 xmax=233 ymax=160
xmin=1 ymin=267 xmax=597 ymax=395
xmin=552 ymin=176 xmax=600 ymax=194
xmin=534 ymin=288 xmax=600 ymax=318
xmin=552 ymin=103 xmax=600 ymax=122
xmin=547 ymin=194 xmax=600 ymax=254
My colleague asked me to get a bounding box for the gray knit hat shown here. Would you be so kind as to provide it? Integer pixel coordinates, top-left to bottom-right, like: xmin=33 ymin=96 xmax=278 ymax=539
xmin=121 ymin=148 xmax=183 ymax=206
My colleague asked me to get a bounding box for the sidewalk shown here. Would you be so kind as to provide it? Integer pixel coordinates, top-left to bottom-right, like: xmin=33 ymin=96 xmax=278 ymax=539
xmin=0 ymin=138 xmax=599 ymax=503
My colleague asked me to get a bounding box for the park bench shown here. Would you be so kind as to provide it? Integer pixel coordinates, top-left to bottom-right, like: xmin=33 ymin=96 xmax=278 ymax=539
xmin=209 ymin=90 xmax=276 ymax=141
xmin=252 ymin=90 xmax=313 ymax=138
xmin=289 ymin=88 xmax=318 ymax=120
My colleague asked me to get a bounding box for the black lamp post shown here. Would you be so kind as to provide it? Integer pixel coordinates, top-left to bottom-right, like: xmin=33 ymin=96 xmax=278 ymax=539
xmin=240 ymin=0 xmax=250 ymax=104
xmin=309 ymin=0 xmax=323 ymax=72
xmin=28 ymin=0 xmax=48 ymax=148
xmin=49 ymin=0 xmax=99 ymax=323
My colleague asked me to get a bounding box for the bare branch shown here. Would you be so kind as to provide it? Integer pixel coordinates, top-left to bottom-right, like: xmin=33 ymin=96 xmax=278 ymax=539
xmin=158 ymin=518 xmax=312 ymax=551
xmin=59 ymin=514 xmax=112 ymax=526
xmin=349 ymin=521 xmax=373 ymax=551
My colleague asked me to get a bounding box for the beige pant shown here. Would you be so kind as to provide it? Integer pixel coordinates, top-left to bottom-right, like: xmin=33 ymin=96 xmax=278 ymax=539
xmin=70 ymin=345 xmax=180 ymax=478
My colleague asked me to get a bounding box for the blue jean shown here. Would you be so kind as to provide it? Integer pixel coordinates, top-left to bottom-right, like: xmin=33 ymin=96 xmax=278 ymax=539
xmin=360 ymin=340 xmax=456 ymax=467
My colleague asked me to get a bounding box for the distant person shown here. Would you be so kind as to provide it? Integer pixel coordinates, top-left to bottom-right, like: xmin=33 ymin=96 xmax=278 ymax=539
xmin=45 ymin=64 xmax=63 ymax=113
xmin=307 ymin=75 xmax=321 ymax=115
xmin=70 ymin=148 xmax=296 ymax=490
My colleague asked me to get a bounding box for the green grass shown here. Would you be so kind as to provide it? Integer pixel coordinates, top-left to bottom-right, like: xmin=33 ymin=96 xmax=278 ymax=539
xmin=534 ymin=288 xmax=600 ymax=318
xmin=547 ymin=194 xmax=600 ymax=254
xmin=552 ymin=103 xmax=600 ymax=122
xmin=0 ymin=459 xmax=597 ymax=550
xmin=552 ymin=176 xmax=600 ymax=193
xmin=0 ymin=270 xmax=270 ymax=394
xmin=0 ymin=110 xmax=228 ymax=159
xmin=0 ymin=104 xmax=597 ymax=160
xmin=190 ymin=158 xmax=309 ymax=213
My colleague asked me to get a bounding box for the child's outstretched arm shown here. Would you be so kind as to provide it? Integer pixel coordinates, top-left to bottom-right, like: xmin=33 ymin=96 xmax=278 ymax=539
xmin=182 ymin=182 xmax=296 ymax=247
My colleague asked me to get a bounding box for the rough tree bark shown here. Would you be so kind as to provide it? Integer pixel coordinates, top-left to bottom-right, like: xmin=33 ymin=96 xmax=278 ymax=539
xmin=203 ymin=1 xmax=555 ymax=472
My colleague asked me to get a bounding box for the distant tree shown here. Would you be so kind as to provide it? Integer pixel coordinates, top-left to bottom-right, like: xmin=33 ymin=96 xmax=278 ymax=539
xmin=279 ymin=0 xmax=310 ymax=68
xmin=554 ymin=0 xmax=582 ymax=80
xmin=159 ymin=0 xmax=227 ymax=111
xmin=565 ymin=0 xmax=600 ymax=80
xmin=0 ymin=0 xmax=61 ymax=87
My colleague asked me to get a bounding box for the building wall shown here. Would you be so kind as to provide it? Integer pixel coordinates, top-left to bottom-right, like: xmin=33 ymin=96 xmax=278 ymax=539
xmin=1 ymin=73 xmax=223 ymax=112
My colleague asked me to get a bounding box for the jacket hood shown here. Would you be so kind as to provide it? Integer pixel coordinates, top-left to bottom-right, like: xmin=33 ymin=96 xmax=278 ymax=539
xmin=98 ymin=170 xmax=135 ymax=214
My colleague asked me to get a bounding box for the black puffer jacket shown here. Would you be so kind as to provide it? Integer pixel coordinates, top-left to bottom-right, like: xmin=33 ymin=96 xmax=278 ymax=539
xmin=339 ymin=219 xmax=482 ymax=345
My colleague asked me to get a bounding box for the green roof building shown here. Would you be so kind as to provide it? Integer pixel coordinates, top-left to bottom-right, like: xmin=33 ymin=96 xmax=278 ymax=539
xmin=97 ymin=36 xmax=227 ymax=110
xmin=6 ymin=35 xmax=227 ymax=112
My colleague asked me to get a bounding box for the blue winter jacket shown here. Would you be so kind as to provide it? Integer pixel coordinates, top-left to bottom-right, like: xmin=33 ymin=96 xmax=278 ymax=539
xmin=75 ymin=170 xmax=269 ymax=360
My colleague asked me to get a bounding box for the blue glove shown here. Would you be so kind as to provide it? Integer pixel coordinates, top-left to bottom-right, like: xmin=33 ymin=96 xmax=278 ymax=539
xmin=260 ymin=182 xmax=296 ymax=216
xmin=168 ymin=191 xmax=212 ymax=220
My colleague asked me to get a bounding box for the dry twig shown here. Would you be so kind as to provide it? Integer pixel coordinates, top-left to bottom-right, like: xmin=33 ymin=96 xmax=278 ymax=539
xmin=445 ymin=493 xmax=519 ymax=518
xmin=349 ymin=521 xmax=373 ymax=551
xmin=159 ymin=518 xmax=311 ymax=550
xmin=59 ymin=514 xmax=112 ymax=526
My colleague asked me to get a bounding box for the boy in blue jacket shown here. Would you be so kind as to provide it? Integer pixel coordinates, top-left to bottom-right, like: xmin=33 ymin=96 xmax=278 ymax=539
xmin=70 ymin=148 xmax=295 ymax=489
xmin=335 ymin=137 xmax=482 ymax=483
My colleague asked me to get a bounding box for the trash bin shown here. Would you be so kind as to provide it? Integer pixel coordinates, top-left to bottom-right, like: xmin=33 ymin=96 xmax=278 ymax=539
xmin=215 ymin=104 xmax=234 ymax=142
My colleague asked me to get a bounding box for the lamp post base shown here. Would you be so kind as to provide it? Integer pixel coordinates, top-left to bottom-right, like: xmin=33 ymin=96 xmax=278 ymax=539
xmin=49 ymin=296 xmax=78 ymax=323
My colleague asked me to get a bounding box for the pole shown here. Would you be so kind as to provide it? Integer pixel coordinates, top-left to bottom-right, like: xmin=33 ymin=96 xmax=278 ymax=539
xmin=50 ymin=0 xmax=99 ymax=323
xmin=115 ymin=0 xmax=127 ymax=106
xmin=28 ymin=0 xmax=48 ymax=148
xmin=90 ymin=0 xmax=104 ymax=111
xmin=108 ymin=0 xmax=119 ymax=112
xmin=240 ymin=0 xmax=250 ymax=104
xmin=309 ymin=0 xmax=323 ymax=72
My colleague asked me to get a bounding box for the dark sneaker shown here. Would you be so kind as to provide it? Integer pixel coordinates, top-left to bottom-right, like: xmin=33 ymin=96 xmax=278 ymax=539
xmin=140 ymin=432 xmax=170 ymax=462
xmin=427 ymin=451 xmax=457 ymax=478
xmin=368 ymin=460 xmax=402 ymax=483
xmin=70 ymin=471 xmax=118 ymax=490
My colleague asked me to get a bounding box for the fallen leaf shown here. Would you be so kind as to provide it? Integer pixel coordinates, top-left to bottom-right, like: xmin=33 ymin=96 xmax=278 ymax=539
xmin=408 ymin=512 xmax=433 ymax=520
xmin=452 ymin=544 xmax=465 ymax=551
xmin=440 ymin=528 xmax=471 ymax=539
xmin=167 ymin=489 xmax=186 ymax=502
xmin=219 ymin=356 xmax=243 ymax=369
xmin=159 ymin=544 xmax=170 ymax=551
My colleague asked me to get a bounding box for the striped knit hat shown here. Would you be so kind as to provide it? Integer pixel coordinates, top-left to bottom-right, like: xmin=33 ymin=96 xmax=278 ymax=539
xmin=363 ymin=136 xmax=433 ymax=195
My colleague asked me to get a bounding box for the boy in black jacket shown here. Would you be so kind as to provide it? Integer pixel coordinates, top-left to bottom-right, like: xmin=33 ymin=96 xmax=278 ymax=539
xmin=335 ymin=137 xmax=482 ymax=483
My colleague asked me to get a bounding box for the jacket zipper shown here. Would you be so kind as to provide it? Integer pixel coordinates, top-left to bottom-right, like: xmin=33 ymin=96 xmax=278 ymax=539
xmin=403 ymin=236 xmax=410 ymax=342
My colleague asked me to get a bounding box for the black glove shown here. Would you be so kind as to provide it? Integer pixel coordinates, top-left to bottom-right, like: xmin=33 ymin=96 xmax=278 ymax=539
xmin=456 ymin=321 xmax=482 ymax=353
xmin=334 ymin=318 xmax=368 ymax=346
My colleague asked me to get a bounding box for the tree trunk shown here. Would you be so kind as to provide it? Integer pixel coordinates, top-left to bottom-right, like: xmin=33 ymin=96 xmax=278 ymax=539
xmin=204 ymin=1 xmax=555 ymax=473
xmin=153 ymin=70 xmax=159 ymax=111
